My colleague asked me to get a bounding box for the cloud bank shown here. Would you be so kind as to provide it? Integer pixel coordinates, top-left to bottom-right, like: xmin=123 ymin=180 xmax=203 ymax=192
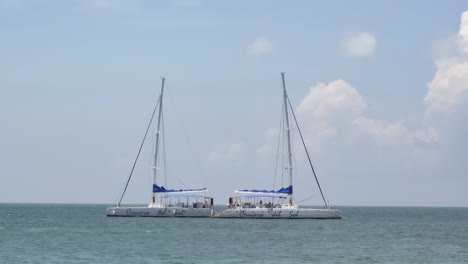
xmin=425 ymin=11 xmax=468 ymax=115
xmin=299 ymin=11 xmax=468 ymax=152
xmin=256 ymin=11 xmax=468 ymax=206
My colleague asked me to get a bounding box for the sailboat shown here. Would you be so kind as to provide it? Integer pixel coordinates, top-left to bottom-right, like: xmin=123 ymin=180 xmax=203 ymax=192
xmin=106 ymin=78 xmax=214 ymax=217
xmin=215 ymin=73 xmax=342 ymax=219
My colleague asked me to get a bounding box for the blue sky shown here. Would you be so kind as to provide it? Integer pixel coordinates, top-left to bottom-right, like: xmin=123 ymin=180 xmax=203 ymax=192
xmin=1 ymin=0 xmax=467 ymax=206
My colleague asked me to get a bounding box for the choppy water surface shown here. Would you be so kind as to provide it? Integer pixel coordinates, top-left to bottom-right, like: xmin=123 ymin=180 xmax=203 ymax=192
xmin=1 ymin=204 xmax=467 ymax=263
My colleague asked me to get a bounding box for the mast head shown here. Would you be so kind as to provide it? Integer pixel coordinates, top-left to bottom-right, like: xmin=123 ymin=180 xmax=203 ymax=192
xmin=281 ymin=72 xmax=288 ymax=95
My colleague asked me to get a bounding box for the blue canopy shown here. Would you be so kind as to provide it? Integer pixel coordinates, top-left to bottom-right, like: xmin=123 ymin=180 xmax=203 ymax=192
xmin=160 ymin=193 xmax=209 ymax=198
xmin=236 ymin=185 xmax=292 ymax=195
xmin=153 ymin=184 xmax=207 ymax=193
xmin=237 ymin=194 xmax=288 ymax=199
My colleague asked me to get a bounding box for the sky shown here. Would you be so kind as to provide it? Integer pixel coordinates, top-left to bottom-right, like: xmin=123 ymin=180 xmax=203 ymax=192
xmin=1 ymin=0 xmax=467 ymax=206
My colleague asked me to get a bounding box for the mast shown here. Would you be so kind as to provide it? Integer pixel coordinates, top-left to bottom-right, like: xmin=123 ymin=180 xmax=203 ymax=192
xmin=152 ymin=77 xmax=165 ymax=203
xmin=281 ymin=72 xmax=294 ymax=205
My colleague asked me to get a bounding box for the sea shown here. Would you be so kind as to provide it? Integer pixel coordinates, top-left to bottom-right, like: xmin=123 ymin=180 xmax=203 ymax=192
xmin=0 ymin=204 xmax=467 ymax=264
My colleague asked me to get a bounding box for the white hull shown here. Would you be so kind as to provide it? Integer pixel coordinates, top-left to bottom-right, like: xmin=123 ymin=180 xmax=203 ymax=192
xmin=214 ymin=208 xmax=342 ymax=219
xmin=106 ymin=206 xmax=213 ymax=217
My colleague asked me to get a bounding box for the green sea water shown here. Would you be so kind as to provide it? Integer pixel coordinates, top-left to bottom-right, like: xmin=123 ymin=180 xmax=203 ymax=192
xmin=0 ymin=204 xmax=467 ymax=263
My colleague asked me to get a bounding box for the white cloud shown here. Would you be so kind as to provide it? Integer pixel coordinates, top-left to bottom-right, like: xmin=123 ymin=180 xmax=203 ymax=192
xmin=424 ymin=58 xmax=468 ymax=113
xmin=247 ymin=36 xmax=273 ymax=56
xmin=295 ymin=80 xmax=366 ymax=149
xmin=297 ymin=80 xmax=366 ymax=121
xmin=420 ymin=11 xmax=468 ymax=177
xmin=341 ymin=32 xmax=376 ymax=57
xmin=292 ymin=79 xmax=436 ymax=152
xmin=261 ymin=78 xmax=436 ymax=158
xmin=460 ymin=11 xmax=468 ymax=54
xmin=425 ymin=11 xmax=468 ymax=114
xmin=354 ymin=117 xmax=436 ymax=147
xmin=354 ymin=117 xmax=411 ymax=145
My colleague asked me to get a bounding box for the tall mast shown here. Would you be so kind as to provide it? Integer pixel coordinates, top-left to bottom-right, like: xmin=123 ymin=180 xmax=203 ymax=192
xmin=281 ymin=72 xmax=294 ymax=205
xmin=152 ymin=77 xmax=165 ymax=203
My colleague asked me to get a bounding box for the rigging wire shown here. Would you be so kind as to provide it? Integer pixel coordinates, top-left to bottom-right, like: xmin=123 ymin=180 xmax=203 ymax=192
xmin=149 ymin=133 xmax=155 ymax=197
xmin=273 ymin=102 xmax=284 ymax=191
xmin=295 ymin=193 xmax=320 ymax=205
xmin=290 ymin=116 xmax=297 ymax=192
xmin=117 ymin=99 xmax=160 ymax=207
xmin=281 ymin=105 xmax=285 ymax=188
xmin=286 ymin=95 xmax=328 ymax=208
xmin=161 ymin=106 xmax=168 ymax=188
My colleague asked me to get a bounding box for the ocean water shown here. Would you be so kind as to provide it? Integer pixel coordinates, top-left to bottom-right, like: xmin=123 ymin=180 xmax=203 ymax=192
xmin=1 ymin=204 xmax=467 ymax=263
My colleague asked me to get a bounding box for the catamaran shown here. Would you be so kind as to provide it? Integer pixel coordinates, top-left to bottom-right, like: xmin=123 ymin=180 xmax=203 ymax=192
xmin=215 ymin=73 xmax=342 ymax=219
xmin=106 ymin=78 xmax=214 ymax=217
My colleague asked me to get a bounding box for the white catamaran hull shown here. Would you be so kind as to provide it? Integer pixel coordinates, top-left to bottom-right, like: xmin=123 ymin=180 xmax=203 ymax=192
xmin=215 ymin=208 xmax=342 ymax=219
xmin=106 ymin=207 xmax=213 ymax=217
